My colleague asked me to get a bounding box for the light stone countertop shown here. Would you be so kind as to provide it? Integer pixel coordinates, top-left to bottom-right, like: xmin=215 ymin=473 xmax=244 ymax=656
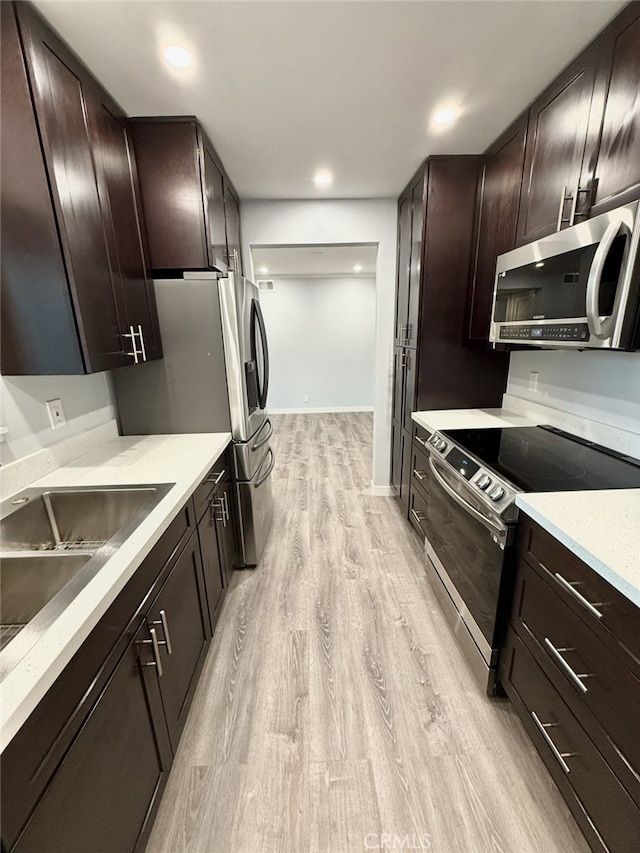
xmin=412 ymin=407 xmax=536 ymax=434
xmin=1 ymin=432 xmax=231 ymax=750
xmin=516 ymin=490 xmax=640 ymax=608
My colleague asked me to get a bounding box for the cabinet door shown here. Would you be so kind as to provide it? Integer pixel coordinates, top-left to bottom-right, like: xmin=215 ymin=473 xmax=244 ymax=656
xmin=392 ymin=346 xmax=405 ymax=426
xmin=390 ymin=420 xmax=403 ymax=497
xmin=12 ymin=622 xmax=172 ymax=853
xmin=406 ymin=172 xmax=425 ymax=348
xmin=218 ymin=483 xmax=241 ymax=585
xmin=197 ymin=504 xmax=225 ymax=632
xmin=0 ymin=2 xmax=84 ymax=375
xmin=203 ymin=146 xmax=229 ymax=272
xmin=16 ymin=2 xmax=127 ymax=373
xmin=149 ymin=535 xmax=210 ymax=751
xmin=584 ymin=4 xmax=640 ymax=215
xmin=394 ymin=194 xmax=411 ymax=345
xmin=516 ymin=45 xmax=598 ymax=245
xmin=87 ymin=94 xmax=162 ymax=361
xmin=402 ymin=347 xmax=416 ymax=435
xmin=224 ymin=182 xmax=244 ymax=275
xmin=468 ymin=114 xmax=528 ymax=344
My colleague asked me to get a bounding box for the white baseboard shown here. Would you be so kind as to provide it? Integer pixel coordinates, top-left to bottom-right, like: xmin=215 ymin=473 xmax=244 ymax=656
xmin=269 ymin=406 xmax=374 ymax=414
xmin=370 ymin=482 xmax=395 ymax=497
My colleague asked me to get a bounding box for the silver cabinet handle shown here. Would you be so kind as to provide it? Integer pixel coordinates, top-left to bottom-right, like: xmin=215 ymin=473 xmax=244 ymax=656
xmin=556 ymin=185 xmax=568 ymax=231
xmin=586 ymin=219 xmax=623 ymax=340
xmin=139 ymin=626 xmax=163 ymax=677
xmin=531 ymin=711 xmax=574 ymax=774
xmin=411 ymin=508 xmax=426 ymax=523
xmin=414 ymin=434 xmax=428 ymax=447
xmin=552 ymin=572 xmax=604 ymax=620
xmin=137 ymin=324 xmax=147 ymax=361
xmin=405 ymin=323 xmax=412 ymax=345
xmin=205 ymin=469 xmax=226 ymax=485
xmin=543 ymin=637 xmax=588 ymax=693
xmin=222 ymin=491 xmax=230 ymax=523
xmin=151 ymin=610 xmax=173 ymax=655
xmin=123 ymin=324 xmax=140 ymax=363
xmin=211 ymin=496 xmax=226 ymax=526
xmin=413 ymin=468 xmax=427 ymax=481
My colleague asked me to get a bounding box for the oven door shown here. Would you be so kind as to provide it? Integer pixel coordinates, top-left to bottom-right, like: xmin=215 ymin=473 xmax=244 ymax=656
xmin=422 ymin=457 xmax=512 ymax=668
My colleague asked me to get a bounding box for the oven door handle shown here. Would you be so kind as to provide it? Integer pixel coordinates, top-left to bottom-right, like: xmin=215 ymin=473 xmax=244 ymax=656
xmin=428 ymin=457 xmax=507 ymax=542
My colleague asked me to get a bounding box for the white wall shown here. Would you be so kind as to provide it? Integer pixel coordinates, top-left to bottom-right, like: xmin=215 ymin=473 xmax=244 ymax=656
xmin=241 ymin=199 xmax=397 ymax=489
xmin=0 ymin=373 xmax=116 ymax=464
xmin=506 ymin=350 xmax=640 ymax=435
xmin=261 ymin=276 xmax=376 ymax=411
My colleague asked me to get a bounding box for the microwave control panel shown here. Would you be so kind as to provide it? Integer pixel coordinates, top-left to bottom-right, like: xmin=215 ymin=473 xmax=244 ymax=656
xmin=498 ymin=323 xmax=590 ymax=342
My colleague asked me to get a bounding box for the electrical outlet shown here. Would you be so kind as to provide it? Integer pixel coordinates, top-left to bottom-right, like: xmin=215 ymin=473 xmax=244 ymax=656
xmin=46 ymin=398 xmax=67 ymax=429
xmin=528 ymin=371 xmax=539 ymax=392
xmin=303 ymin=395 xmax=309 ymax=403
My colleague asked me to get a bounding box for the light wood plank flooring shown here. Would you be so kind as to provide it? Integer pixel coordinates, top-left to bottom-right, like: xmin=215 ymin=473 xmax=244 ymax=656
xmin=146 ymin=412 xmax=589 ymax=853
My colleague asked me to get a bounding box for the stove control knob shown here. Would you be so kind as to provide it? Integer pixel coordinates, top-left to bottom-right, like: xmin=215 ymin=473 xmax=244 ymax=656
xmin=477 ymin=474 xmax=492 ymax=490
xmin=488 ymin=485 xmax=505 ymax=502
xmin=436 ymin=439 xmax=447 ymax=452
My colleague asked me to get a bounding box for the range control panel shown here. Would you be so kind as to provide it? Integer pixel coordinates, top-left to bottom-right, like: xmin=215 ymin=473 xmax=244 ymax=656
xmin=498 ymin=323 xmax=590 ymax=342
xmin=426 ymin=431 xmax=518 ymax=519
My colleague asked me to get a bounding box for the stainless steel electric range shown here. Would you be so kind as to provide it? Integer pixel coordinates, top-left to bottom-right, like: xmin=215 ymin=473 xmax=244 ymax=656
xmin=420 ymin=424 xmax=640 ymax=694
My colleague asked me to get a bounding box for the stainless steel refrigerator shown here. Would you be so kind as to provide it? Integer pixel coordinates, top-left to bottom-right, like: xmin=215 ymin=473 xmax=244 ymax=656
xmin=112 ymin=271 xmax=274 ymax=566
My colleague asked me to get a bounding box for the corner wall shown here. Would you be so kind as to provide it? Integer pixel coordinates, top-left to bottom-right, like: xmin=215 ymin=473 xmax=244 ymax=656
xmin=240 ymin=199 xmax=397 ymax=488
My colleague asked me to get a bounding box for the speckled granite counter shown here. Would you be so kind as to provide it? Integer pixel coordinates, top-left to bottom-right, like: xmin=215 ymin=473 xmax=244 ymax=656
xmin=516 ymin=490 xmax=640 ymax=608
xmin=1 ymin=432 xmax=231 ymax=749
xmin=412 ymin=407 xmax=535 ymax=434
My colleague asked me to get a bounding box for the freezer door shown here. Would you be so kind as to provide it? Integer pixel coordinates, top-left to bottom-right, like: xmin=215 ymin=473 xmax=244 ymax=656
xmin=237 ymin=446 xmax=275 ymax=566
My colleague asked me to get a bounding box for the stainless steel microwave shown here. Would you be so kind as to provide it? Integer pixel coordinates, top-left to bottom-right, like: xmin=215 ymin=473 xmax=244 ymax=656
xmin=490 ymin=201 xmax=640 ymax=350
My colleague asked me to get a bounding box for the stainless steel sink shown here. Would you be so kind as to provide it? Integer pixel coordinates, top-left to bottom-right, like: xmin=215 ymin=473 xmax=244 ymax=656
xmin=0 ymin=484 xmax=173 ymax=668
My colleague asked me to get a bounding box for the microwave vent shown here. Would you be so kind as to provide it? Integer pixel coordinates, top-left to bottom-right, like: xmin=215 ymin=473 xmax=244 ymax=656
xmin=258 ymin=279 xmax=275 ymax=292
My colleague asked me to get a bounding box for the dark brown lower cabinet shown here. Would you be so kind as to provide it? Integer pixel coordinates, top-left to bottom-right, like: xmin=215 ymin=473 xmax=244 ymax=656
xmin=216 ymin=478 xmax=241 ymax=586
xmin=197 ymin=501 xmax=226 ymax=631
xmin=12 ymin=621 xmax=172 ymax=853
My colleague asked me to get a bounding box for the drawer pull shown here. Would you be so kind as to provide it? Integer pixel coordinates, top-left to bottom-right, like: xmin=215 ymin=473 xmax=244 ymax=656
xmin=413 ymin=468 xmax=428 ymax=481
xmin=411 ymin=508 xmax=426 ymax=523
xmin=552 ymin=571 xmax=604 ymax=620
xmin=415 ymin=435 xmax=428 ymax=447
xmin=543 ymin=638 xmax=588 ymax=694
xmin=205 ymin=469 xmax=226 ymax=485
xmin=139 ymin=627 xmax=163 ymax=677
xmin=531 ymin=711 xmax=575 ymax=774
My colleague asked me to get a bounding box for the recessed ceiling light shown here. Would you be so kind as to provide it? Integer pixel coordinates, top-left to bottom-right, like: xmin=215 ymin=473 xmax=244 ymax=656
xmin=535 ymin=262 xmax=545 ymax=268
xmin=311 ymin=251 xmax=323 ymax=255
xmin=258 ymin=266 xmax=269 ymax=275
xmin=164 ymin=45 xmax=192 ymax=69
xmin=433 ymin=107 xmax=457 ymax=126
xmin=353 ymin=264 xmax=363 ymax=273
xmin=313 ymin=170 xmax=333 ymax=189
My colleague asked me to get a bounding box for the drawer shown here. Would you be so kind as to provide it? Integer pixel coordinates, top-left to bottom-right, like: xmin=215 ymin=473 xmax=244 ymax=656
xmin=408 ymin=483 xmax=428 ymax=539
xmin=410 ymin=440 xmax=431 ymax=501
xmin=518 ymin=514 xmax=640 ymax=666
xmin=511 ymin=557 xmax=640 ymax=788
xmin=193 ymin=447 xmax=232 ymax=521
xmin=413 ymin=423 xmax=431 ymax=452
xmin=501 ymin=629 xmax=640 ymax=853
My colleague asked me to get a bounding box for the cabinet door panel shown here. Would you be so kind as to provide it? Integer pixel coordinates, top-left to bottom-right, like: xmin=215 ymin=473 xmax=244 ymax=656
xmin=406 ymin=173 xmax=425 ymax=348
xmin=0 ymin=2 xmax=83 ymax=375
xmin=204 ymin=148 xmax=228 ymax=271
xmin=12 ymin=623 xmax=171 ymax=853
xmin=219 ymin=484 xmax=241 ymax=585
xmin=224 ymin=183 xmax=243 ymax=275
xmin=402 ymin=347 xmax=416 ymax=434
xmin=151 ymin=537 xmax=209 ymax=750
xmin=390 ymin=420 xmax=403 ymax=497
xmin=392 ymin=346 xmax=405 ymax=425
xmin=588 ymin=8 xmax=640 ymax=214
xmin=468 ymin=114 xmax=528 ymax=344
xmin=395 ymin=194 xmax=411 ymax=345
xmin=198 ymin=507 xmax=225 ymax=631
xmin=517 ymin=49 xmax=597 ymax=245
xmin=17 ymin=6 xmax=125 ymax=372
xmin=88 ymin=97 xmax=162 ymax=360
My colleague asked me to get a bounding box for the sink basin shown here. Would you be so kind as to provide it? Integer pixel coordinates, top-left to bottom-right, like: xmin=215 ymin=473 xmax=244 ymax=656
xmin=0 ymin=483 xmax=173 ymax=667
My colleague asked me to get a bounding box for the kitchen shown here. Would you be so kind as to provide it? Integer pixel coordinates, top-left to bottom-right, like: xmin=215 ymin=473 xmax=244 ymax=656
xmin=1 ymin=1 xmax=639 ymax=851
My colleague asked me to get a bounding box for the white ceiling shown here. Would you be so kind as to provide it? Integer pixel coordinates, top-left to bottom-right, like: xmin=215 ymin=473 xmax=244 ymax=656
xmin=252 ymin=243 xmax=378 ymax=277
xmin=34 ymin=0 xmax=626 ymax=199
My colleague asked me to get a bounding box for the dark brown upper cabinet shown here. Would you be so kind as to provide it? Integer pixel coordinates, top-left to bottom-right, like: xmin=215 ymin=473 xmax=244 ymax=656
xmin=394 ymin=194 xmax=412 ymax=347
xmin=467 ymin=113 xmax=528 ymax=345
xmin=581 ymin=2 xmax=640 ymax=216
xmin=130 ymin=117 xmax=243 ymax=275
xmin=1 ymin=2 xmax=160 ymax=375
xmin=516 ymin=42 xmax=600 ymax=246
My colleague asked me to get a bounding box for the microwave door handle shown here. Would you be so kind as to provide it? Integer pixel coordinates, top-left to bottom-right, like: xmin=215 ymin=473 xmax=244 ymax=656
xmin=586 ymin=220 xmax=623 ymax=339
xmin=428 ymin=457 xmax=506 ymax=541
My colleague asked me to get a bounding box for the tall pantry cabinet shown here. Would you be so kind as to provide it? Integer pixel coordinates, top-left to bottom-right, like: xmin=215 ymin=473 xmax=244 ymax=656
xmin=390 ymin=156 xmax=510 ymax=514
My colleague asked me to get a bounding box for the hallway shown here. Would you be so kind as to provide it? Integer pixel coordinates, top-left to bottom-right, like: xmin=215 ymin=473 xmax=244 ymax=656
xmin=145 ymin=413 xmax=588 ymax=853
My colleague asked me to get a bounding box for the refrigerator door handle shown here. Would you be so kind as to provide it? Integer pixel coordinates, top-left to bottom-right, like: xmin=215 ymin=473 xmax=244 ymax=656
xmin=251 ymin=418 xmax=273 ymax=452
xmin=251 ymin=299 xmax=270 ymax=410
xmin=254 ymin=447 xmax=275 ymax=487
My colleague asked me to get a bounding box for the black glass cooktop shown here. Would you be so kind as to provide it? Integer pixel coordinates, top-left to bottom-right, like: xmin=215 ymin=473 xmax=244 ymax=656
xmin=441 ymin=426 xmax=640 ymax=493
